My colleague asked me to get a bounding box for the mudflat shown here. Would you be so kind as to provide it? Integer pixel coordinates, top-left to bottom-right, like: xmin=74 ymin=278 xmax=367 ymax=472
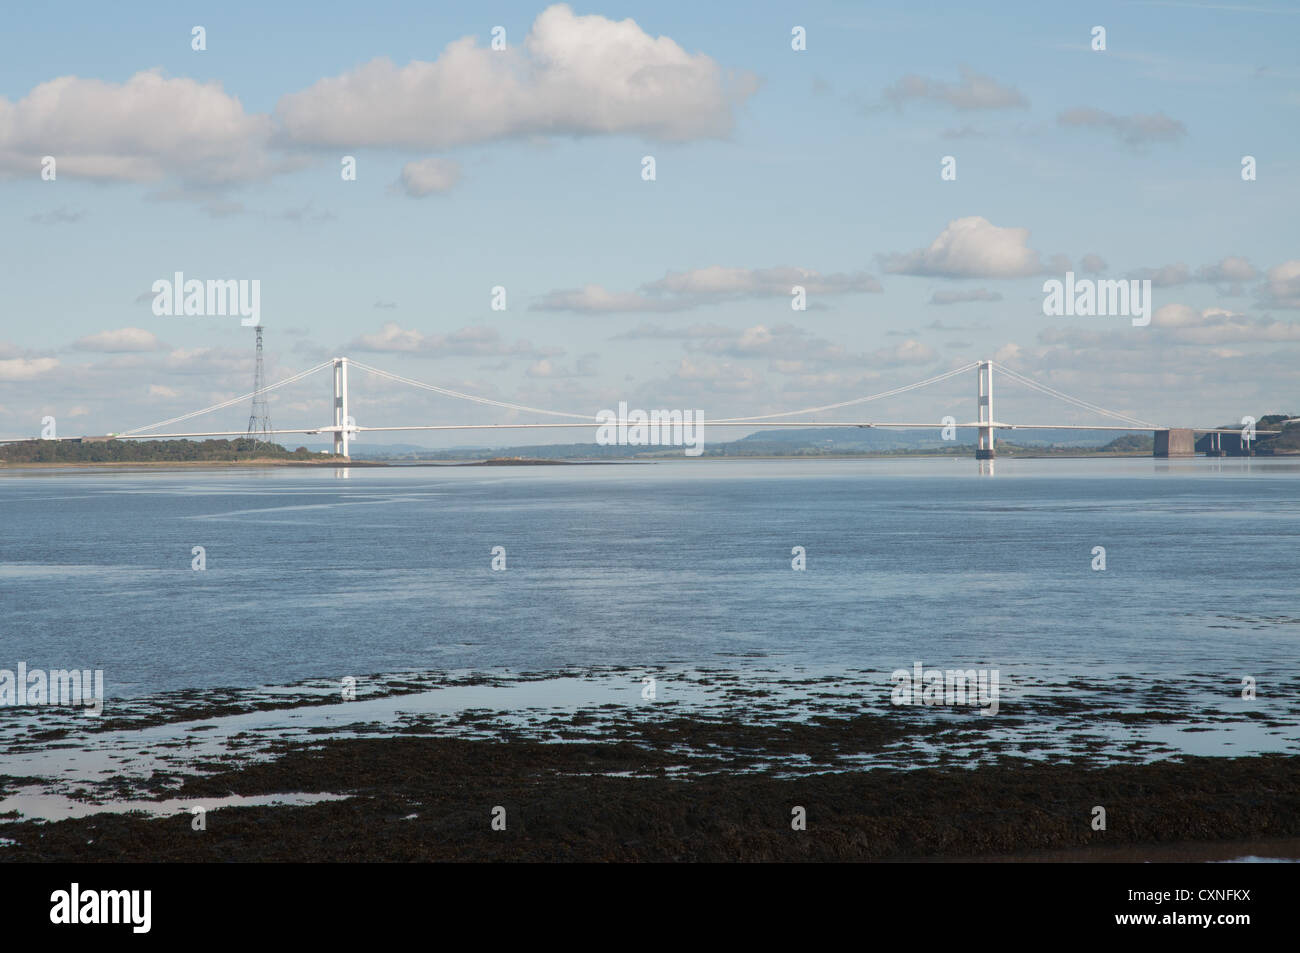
xmin=4 ymin=708 xmax=1297 ymax=862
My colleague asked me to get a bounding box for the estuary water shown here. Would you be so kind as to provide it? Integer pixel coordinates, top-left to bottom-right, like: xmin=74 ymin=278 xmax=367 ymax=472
xmin=1 ymin=456 xmax=1297 ymax=699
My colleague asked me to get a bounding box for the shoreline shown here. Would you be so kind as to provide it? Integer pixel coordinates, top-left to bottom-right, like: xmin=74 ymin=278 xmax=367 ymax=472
xmin=4 ymin=728 xmax=1297 ymax=862
xmin=3 ymin=451 xmax=1292 ymax=472
xmin=3 ymin=666 xmax=1297 ymax=862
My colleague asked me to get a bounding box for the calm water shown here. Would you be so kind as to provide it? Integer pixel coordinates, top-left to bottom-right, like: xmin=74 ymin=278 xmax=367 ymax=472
xmin=1 ymin=457 xmax=1298 ymax=698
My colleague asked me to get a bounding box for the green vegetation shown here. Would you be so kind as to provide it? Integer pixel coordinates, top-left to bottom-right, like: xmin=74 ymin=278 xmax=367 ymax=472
xmin=1098 ymin=433 xmax=1154 ymax=453
xmin=0 ymin=438 xmax=329 ymax=464
xmin=1257 ymin=415 xmax=1300 ymax=453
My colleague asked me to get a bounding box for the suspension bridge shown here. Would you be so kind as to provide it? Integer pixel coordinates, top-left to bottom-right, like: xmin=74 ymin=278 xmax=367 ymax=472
xmin=4 ymin=357 xmax=1279 ymax=459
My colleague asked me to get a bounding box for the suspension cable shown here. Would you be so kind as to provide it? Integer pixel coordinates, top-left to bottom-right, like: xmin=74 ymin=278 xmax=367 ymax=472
xmin=992 ymin=363 xmax=1158 ymax=429
xmin=712 ymin=362 xmax=980 ymax=422
xmin=120 ymin=361 xmax=334 ymax=435
xmin=348 ymin=360 xmax=599 ymax=420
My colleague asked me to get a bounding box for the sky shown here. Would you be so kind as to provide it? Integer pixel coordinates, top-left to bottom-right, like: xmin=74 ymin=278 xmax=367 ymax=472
xmin=1 ymin=0 xmax=1297 ymax=446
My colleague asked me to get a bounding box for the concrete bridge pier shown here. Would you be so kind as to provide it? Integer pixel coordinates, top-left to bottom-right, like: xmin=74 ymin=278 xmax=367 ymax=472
xmin=1154 ymin=428 xmax=1195 ymax=457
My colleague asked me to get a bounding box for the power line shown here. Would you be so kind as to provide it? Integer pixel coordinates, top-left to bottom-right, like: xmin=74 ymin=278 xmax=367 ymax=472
xmin=245 ymin=326 xmax=273 ymax=450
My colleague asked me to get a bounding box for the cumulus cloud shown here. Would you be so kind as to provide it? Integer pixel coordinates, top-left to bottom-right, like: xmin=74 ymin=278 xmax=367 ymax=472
xmin=612 ymin=323 xmax=735 ymax=340
xmin=1259 ymin=260 xmax=1300 ymax=309
xmin=72 ymin=327 xmax=164 ymax=353
xmin=1198 ymin=256 xmax=1258 ymax=283
xmin=883 ymin=66 xmax=1028 ymax=111
xmin=0 ymin=69 xmax=278 ymax=183
xmin=673 ymin=357 xmax=762 ymax=391
xmin=0 ymin=5 xmax=751 ymax=194
xmin=611 ymin=322 xmax=937 ymax=374
xmin=929 ymin=288 xmax=1002 ymax=305
xmin=613 ymin=322 xmax=907 ymax=375
xmin=277 ymin=4 xmax=758 ymax=149
xmin=399 ymin=158 xmax=461 ymax=196
xmin=1147 ymin=304 xmax=1300 ymax=344
xmin=534 ymin=265 xmax=881 ymax=313
xmin=1057 ymin=108 xmax=1186 ymax=147
xmin=534 ymin=285 xmax=693 ymax=314
xmin=878 ymin=217 xmax=1045 ymax=279
xmin=926 ymin=319 xmax=990 ymax=332
xmin=525 ymin=355 xmax=597 ymax=378
xmin=645 ymin=266 xmax=881 ymax=297
xmin=870 ymin=340 xmax=936 ymax=365
xmin=1127 ymin=262 xmax=1192 ymax=286
xmin=1080 ymin=254 xmax=1108 ymax=274
xmin=348 ymin=322 xmax=559 ymax=359
xmin=1125 ymin=257 xmax=1259 ymax=291
xmin=0 ymin=357 xmax=59 ymax=381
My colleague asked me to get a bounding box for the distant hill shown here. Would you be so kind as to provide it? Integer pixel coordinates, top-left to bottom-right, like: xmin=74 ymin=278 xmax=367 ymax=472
xmin=728 ymin=426 xmax=1143 ymax=453
xmin=325 ymin=426 xmax=1153 ymax=461
xmin=1196 ymin=414 xmax=1300 ymax=454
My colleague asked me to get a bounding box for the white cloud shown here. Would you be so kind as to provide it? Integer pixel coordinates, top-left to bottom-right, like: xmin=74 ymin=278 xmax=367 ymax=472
xmin=929 ymin=288 xmax=1002 ymax=305
xmin=1057 ymin=108 xmax=1186 ymax=147
xmin=1198 ymin=256 xmax=1258 ymax=283
xmin=1127 ymin=263 xmax=1192 ymax=286
xmin=644 ymin=265 xmax=881 ymax=297
xmin=277 ymin=4 xmax=758 ymax=149
xmin=1260 ymin=260 xmax=1300 ymax=309
xmin=534 ymin=284 xmax=692 ymax=313
xmin=399 ymin=158 xmax=461 ymax=196
xmin=993 ymin=342 xmax=1024 ymax=365
xmin=879 ymin=217 xmax=1045 ymax=279
xmin=535 ymin=265 xmax=881 ymax=313
xmin=673 ymin=357 xmax=762 ymax=391
xmin=0 ymin=357 xmax=59 ymax=381
xmin=349 ymin=322 xmax=558 ymax=358
xmin=883 ymin=67 xmax=1028 ymax=111
xmin=870 ymin=340 xmax=936 ymax=365
xmin=0 ymin=69 xmax=278 ymax=183
xmin=525 ymin=356 xmax=596 ymax=378
xmin=1126 ymin=257 xmax=1258 ymax=288
xmin=1125 ymin=303 xmax=1300 ymax=344
xmin=72 ymin=327 xmax=164 ymax=353
xmin=1151 ymin=303 xmax=1202 ymax=328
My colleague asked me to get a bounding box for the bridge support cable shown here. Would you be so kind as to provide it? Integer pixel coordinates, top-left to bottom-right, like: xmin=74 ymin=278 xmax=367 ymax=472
xmin=349 ymin=359 xmax=983 ymax=430
xmin=990 ymin=362 xmax=1160 ymax=430
xmin=119 ymin=361 xmax=335 ymax=437
xmin=347 ymin=360 xmax=599 ymax=421
xmin=704 ymin=361 xmax=981 ymax=424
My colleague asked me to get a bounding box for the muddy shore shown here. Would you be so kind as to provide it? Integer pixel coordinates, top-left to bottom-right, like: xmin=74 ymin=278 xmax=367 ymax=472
xmin=4 ymin=706 xmax=1298 ymax=862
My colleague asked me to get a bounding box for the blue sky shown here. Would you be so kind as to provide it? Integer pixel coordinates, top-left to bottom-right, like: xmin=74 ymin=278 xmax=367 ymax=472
xmin=1 ymin=1 xmax=1297 ymax=444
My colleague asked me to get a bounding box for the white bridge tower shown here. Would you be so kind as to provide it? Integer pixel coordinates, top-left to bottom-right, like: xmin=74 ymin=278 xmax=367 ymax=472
xmin=332 ymin=357 xmax=352 ymax=458
xmin=976 ymin=359 xmax=995 ymax=460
